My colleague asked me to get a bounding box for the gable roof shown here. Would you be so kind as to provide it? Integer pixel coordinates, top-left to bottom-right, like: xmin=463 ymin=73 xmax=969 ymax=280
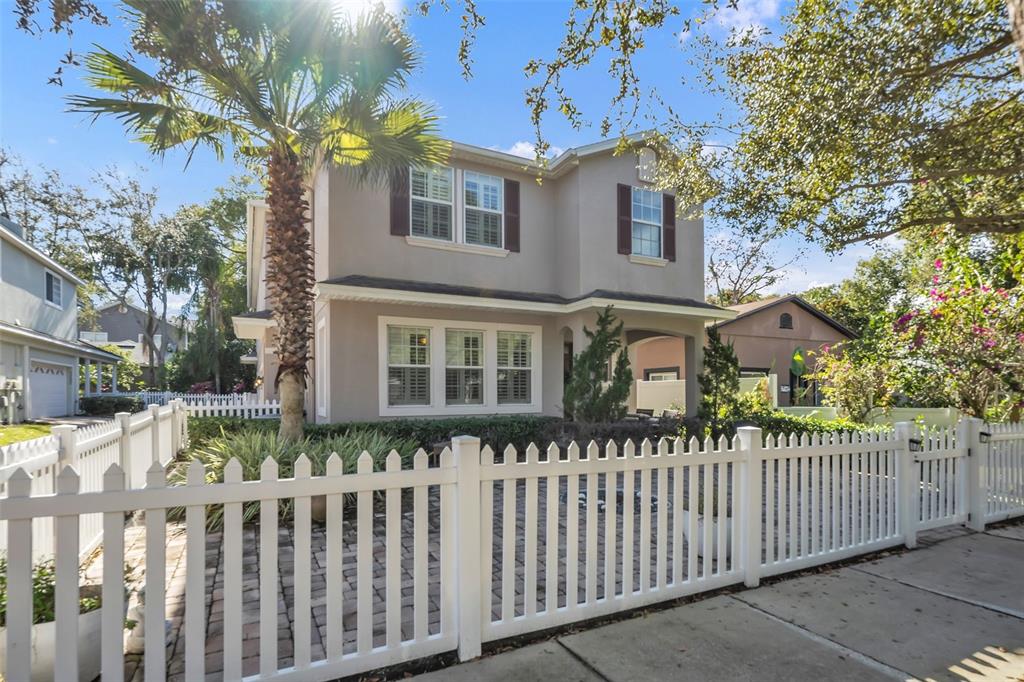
xmin=715 ymin=295 xmax=858 ymax=339
xmin=0 ymin=216 xmax=85 ymax=286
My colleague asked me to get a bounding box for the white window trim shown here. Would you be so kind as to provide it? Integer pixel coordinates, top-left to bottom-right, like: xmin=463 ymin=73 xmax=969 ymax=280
xmin=377 ymin=315 xmax=542 ymax=417
xmin=409 ymin=165 xmax=455 ymax=243
xmin=628 ymin=254 xmax=668 ymax=267
xmin=43 ymin=268 xmax=62 ymax=309
xmin=406 ymin=165 xmax=512 ymax=254
xmin=463 ymin=170 xmax=505 ymax=249
xmin=405 ymin=235 xmax=509 ymax=257
xmin=630 ymin=187 xmax=663 ymax=259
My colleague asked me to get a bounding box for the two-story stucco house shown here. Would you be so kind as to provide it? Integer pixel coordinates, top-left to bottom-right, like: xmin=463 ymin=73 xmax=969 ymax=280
xmin=234 ymin=136 xmax=734 ymax=422
xmin=80 ymin=301 xmax=189 ymax=384
xmin=0 ymin=217 xmax=120 ymax=421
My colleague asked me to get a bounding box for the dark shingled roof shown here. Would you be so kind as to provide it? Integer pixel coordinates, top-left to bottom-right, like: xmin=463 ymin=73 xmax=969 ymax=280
xmin=319 ymin=274 xmax=725 ymax=312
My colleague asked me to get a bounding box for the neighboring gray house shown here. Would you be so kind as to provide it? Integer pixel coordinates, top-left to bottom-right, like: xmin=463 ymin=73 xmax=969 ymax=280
xmin=80 ymin=301 xmax=189 ymax=383
xmin=234 ymin=135 xmax=734 ymax=422
xmin=0 ymin=217 xmax=120 ymax=421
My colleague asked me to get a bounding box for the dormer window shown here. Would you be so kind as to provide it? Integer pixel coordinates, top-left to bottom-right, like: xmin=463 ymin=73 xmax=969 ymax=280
xmin=44 ymin=270 xmax=62 ymax=308
xmin=779 ymin=312 xmax=793 ymax=329
xmin=631 ymin=187 xmax=663 ymax=258
xmin=410 ymin=166 xmax=453 ymax=241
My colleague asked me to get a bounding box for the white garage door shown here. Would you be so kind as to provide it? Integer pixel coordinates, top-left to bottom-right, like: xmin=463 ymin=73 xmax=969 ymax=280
xmin=29 ymin=362 xmax=69 ymax=418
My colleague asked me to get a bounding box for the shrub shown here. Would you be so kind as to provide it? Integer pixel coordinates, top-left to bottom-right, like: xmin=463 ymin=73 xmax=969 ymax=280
xmin=79 ymin=395 xmax=144 ymax=416
xmin=0 ymin=557 xmax=100 ymax=626
xmin=562 ymin=306 xmax=632 ymax=422
xmin=723 ymin=392 xmax=872 ymax=440
xmin=185 ymin=415 xmax=562 ymax=453
xmin=170 ymin=427 xmax=419 ymax=528
xmin=698 ymin=326 xmax=740 ymax=438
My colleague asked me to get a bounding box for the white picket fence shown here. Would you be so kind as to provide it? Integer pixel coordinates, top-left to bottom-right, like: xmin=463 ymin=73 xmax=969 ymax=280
xmin=0 ymin=402 xmax=188 ymax=561
xmin=109 ymin=391 xmax=281 ymax=418
xmin=1 ymin=419 xmax=1022 ymax=682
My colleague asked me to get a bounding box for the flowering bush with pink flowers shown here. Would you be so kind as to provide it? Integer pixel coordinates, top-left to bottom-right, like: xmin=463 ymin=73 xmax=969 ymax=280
xmin=894 ymin=257 xmax=1024 ymax=418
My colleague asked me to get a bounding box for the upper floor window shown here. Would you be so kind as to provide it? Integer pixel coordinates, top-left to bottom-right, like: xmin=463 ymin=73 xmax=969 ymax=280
xmin=631 ymin=187 xmax=662 ymax=258
xmin=44 ymin=270 xmax=62 ymax=308
xmin=779 ymin=313 xmax=793 ymax=329
xmin=410 ymin=166 xmax=453 ymax=241
xmin=464 ymin=171 xmax=503 ymax=248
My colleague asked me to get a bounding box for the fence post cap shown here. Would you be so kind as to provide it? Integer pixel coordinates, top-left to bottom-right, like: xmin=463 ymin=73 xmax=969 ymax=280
xmin=451 ymin=434 xmax=481 ymax=446
xmin=51 ymin=424 xmax=78 ymax=434
xmin=148 ymin=403 xmax=160 ymax=411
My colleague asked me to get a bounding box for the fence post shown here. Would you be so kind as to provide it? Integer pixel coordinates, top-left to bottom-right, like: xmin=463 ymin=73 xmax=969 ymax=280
xmin=737 ymin=426 xmax=763 ymax=588
xmin=115 ymin=411 xmax=133 ymax=488
xmin=962 ymin=417 xmax=988 ymax=531
xmin=895 ymin=421 xmax=918 ymax=549
xmin=52 ymin=424 xmax=78 ymax=473
xmin=149 ymin=403 xmax=161 ymax=465
xmin=170 ymin=399 xmax=181 ymax=455
xmin=452 ymin=435 xmax=482 ymax=661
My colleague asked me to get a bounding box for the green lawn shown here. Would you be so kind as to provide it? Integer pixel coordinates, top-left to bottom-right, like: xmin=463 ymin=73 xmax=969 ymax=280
xmin=0 ymin=423 xmax=53 ymax=447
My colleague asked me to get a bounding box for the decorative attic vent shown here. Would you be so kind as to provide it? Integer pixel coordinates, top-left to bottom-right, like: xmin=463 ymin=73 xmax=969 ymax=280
xmin=637 ymin=147 xmax=657 ymax=184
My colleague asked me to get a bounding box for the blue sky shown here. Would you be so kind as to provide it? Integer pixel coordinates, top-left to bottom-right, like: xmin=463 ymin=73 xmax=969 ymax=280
xmin=0 ymin=0 xmax=875 ymax=313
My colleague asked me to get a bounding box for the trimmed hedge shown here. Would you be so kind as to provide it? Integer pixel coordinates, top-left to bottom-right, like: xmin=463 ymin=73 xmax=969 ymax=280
xmin=79 ymin=395 xmax=144 ymax=416
xmin=186 ymin=414 xmax=690 ymax=453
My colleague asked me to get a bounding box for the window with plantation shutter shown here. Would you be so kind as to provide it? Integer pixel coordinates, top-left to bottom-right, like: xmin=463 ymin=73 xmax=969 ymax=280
xmin=445 ymin=329 xmax=484 ymax=405
xmin=387 ymin=326 xmax=431 ymax=406
xmin=497 ymin=331 xmax=532 ymax=404
xmin=410 ymin=166 xmax=453 ymax=240
xmin=464 ymin=171 xmax=503 ymax=248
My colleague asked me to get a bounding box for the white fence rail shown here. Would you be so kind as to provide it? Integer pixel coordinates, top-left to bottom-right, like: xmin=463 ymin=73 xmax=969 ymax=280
xmin=0 ymin=402 xmax=187 ymax=561
xmin=1 ymin=418 xmax=1022 ymax=682
xmin=108 ymin=391 xmax=282 ymax=418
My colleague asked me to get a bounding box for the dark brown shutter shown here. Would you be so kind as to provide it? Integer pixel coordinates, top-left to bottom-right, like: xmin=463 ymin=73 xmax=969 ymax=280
xmin=390 ymin=167 xmax=410 ymax=236
xmin=617 ymin=183 xmax=632 ymax=255
xmin=504 ymin=178 xmax=520 ymax=252
xmin=663 ymin=194 xmax=676 ymax=262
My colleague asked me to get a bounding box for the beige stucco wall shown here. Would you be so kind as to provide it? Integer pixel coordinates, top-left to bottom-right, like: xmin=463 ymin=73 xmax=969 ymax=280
xmin=718 ymin=300 xmax=852 ymax=405
xmin=634 ymin=336 xmax=686 ymax=378
xmin=319 ymin=300 xmax=708 ymax=422
xmin=315 ymin=148 xmax=705 ymax=302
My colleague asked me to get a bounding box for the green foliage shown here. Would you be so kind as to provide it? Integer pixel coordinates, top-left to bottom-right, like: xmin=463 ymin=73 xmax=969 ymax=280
xmin=186 ymin=415 xmax=563 ymax=454
xmin=169 ymin=428 xmax=420 ymax=528
xmin=808 ymin=343 xmax=891 ymax=422
xmin=698 ymin=326 xmax=740 ymax=437
xmin=0 ymin=557 xmax=101 ymax=626
xmin=80 ymin=395 xmax=144 ymax=416
xmin=562 ymin=307 xmax=633 ymax=422
xmin=724 ymin=391 xmax=869 ymax=439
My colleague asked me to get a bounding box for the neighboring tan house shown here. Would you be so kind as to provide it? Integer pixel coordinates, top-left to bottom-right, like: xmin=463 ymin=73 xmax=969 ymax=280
xmin=234 ymin=135 xmax=735 ymax=422
xmin=80 ymin=301 xmax=189 ymax=384
xmin=633 ymin=295 xmax=857 ymax=409
xmin=0 ymin=217 xmax=121 ymax=421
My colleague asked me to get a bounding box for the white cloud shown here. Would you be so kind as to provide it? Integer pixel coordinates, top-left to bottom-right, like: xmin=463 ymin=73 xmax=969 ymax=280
xmin=46 ymin=137 xmax=58 ymax=145
xmin=495 ymin=141 xmax=565 ymax=159
xmin=714 ymin=0 xmax=780 ymax=33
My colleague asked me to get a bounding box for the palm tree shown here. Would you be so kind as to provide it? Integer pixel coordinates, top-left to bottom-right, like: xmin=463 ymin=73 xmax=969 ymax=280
xmin=69 ymin=0 xmax=449 ymax=440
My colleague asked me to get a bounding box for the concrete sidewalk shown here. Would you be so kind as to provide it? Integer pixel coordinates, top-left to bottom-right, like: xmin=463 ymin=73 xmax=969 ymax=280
xmin=415 ymin=523 xmax=1024 ymax=681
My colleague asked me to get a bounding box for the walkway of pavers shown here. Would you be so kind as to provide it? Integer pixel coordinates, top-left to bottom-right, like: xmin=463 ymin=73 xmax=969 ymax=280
xmin=416 ymin=521 xmax=1024 ymax=681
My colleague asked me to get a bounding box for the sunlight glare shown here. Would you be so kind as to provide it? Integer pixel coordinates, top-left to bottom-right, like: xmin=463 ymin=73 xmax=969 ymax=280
xmin=331 ymin=0 xmax=403 ymax=22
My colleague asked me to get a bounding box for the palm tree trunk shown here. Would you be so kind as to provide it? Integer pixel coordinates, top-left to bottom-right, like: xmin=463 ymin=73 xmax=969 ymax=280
xmin=265 ymin=148 xmax=314 ymax=441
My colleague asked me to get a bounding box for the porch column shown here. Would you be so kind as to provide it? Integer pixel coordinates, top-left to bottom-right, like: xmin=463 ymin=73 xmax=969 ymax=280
xmin=83 ymin=359 xmax=92 ymax=396
xmin=111 ymin=363 xmax=118 ymax=394
xmin=684 ymin=335 xmax=702 ymax=419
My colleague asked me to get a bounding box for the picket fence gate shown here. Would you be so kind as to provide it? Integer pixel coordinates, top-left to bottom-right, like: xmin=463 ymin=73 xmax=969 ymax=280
xmin=0 ymin=402 xmax=187 ymax=561
xmin=1 ymin=419 xmax=1023 ymax=682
